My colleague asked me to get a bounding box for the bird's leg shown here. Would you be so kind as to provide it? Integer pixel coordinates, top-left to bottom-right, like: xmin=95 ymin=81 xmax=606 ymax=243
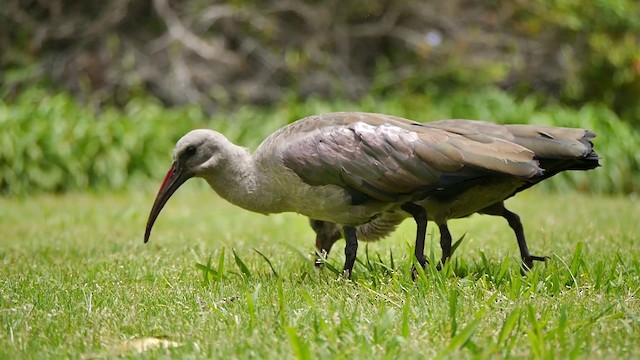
xmin=502 ymin=208 xmax=549 ymax=272
xmin=438 ymin=223 xmax=452 ymax=270
xmin=401 ymin=203 xmax=428 ymax=268
xmin=342 ymin=226 xmax=358 ymax=278
xmin=481 ymin=202 xmax=549 ymax=272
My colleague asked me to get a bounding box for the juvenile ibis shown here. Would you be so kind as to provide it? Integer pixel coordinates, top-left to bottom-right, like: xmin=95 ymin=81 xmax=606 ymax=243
xmin=310 ymin=119 xmax=600 ymax=271
xmin=144 ymin=112 xmax=598 ymax=276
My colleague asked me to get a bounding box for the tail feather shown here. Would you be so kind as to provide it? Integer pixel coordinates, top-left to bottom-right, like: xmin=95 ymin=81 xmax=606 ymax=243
xmin=428 ymin=119 xmax=600 ymax=195
xmin=512 ymin=128 xmax=600 ymax=195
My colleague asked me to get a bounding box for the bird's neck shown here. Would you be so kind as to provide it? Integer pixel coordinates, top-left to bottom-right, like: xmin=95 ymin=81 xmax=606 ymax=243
xmin=201 ymin=147 xmax=276 ymax=214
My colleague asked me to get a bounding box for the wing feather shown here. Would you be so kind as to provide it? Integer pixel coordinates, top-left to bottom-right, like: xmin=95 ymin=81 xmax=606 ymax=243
xmin=281 ymin=113 xmax=542 ymax=203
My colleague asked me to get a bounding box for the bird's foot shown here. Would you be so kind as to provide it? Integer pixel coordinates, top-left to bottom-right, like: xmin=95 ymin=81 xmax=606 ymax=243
xmin=341 ymin=269 xmax=352 ymax=279
xmin=521 ymin=255 xmax=550 ymax=274
xmin=314 ymin=250 xmax=328 ymax=267
xmin=411 ymin=257 xmax=429 ymax=280
xmin=411 ymin=259 xmax=449 ymax=279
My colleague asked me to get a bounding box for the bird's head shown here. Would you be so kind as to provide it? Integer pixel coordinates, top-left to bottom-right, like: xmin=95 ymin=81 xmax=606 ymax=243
xmin=144 ymin=129 xmax=226 ymax=243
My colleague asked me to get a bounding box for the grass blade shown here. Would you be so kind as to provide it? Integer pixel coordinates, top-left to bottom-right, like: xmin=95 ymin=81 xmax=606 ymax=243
xmin=570 ymin=241 xmax=584 ymax=274
xmin=437 ymin=306 xmax=486 ymax=358
xmin=365 ymin=244 xmax=372 ymax=271
xmin=195 ymin=254 xmax=218 ymax=285
xmin=479 ymin=251 xmax=489 ymax=270
xmin=233 ymin=248 xmax=252 ymax=279
xmin=450 ymin=233 xmax=466 ymax=255
xmin=277 ymin=279 xmax=288 ymax=324
xmin=321 ymin=259 xmax=342 ymax=276
xmin=206 ymin=254 xmax=214 ymax=283
xmin=449 ymin=289 xmax=459 ymax=337
xmin=526 ymin=304 xmax=544 ymax=358
xmin=217 ymin=247 xmax=225 ymax=282
xmin=376 ymin=252 xmax=393 ymax=276
xmin=253 ymin=248 xmax=279 ymax=277
xmin=282 ymin=243 xmax=317 ymax=273
xmin=287 ymin=326 xmax=311 ymax=360
xmin=401 ymin=295 xmax=411 ymax=338
xmin=497 ymin=307 xmax=521 ymax=346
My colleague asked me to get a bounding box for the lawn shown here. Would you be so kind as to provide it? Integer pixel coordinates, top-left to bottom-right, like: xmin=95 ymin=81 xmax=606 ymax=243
xmin=1 ymin=184 xmax=639 ymax=358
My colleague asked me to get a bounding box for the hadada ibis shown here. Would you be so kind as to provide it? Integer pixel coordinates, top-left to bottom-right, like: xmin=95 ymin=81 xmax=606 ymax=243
xmin=144 ymin=112 xmax=599 ymax=276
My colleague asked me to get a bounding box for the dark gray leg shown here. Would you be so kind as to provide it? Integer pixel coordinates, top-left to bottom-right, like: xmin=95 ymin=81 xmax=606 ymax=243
xmin=501 ymin=208 xmax=548 ymax=271
xmin=401 ymin=203 xmax=428 ymax=268
xmin=480 ymin=202 xmax=549 ymax=272
xmin=342 ymin=226 xmax=358 ymax=277
xmin=438 ymin=223 xmax=452 ymax=269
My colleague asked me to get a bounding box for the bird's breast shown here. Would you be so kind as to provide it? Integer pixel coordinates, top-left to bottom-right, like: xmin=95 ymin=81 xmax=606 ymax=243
xmin=279 ymin=182 xmax=393 ymax=225
xmin=251 ymin=158 xmax=391 ymax=225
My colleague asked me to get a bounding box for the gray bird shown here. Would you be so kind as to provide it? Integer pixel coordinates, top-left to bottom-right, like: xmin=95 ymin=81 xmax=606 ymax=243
xmin=144 ymin=112 xmax=599 ymax=276
xmin=309 ymin=119 xmax=600 ymax=272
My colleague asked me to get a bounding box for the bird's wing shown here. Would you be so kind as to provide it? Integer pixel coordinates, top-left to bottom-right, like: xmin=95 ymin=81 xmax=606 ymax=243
xmin=281 ymin=112 xmax=542 ymax=203
xmin=428 ymin=119 xmax=596 ymax=159
xmin=427 ymin=119 xmax=516 ymax=142
xmin=504 ymin=124 xmax=597 ymax=159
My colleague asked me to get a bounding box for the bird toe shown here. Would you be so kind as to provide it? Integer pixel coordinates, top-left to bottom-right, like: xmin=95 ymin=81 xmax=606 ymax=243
xmin=520 ymin=254 xmax=549 ymax=274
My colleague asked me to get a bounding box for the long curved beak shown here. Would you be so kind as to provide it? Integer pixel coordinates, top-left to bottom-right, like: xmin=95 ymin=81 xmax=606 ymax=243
xmin=144 ymin=162 xmax=194 ymax=243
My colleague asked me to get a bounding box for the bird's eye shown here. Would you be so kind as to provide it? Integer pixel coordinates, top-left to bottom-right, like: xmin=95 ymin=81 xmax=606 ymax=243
xmin=185 ymin=145 xmax=197 ymax=156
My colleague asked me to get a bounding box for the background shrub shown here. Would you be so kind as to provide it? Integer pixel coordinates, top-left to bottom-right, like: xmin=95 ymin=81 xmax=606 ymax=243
xmin=1 ymin=88 xmax=636 ymax=196
xmin=1 ymin=0 xmax=638 ymax=122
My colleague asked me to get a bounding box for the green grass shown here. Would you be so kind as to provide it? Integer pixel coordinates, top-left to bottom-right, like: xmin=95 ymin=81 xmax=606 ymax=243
xmin=1 ymin=186 xmax=639 ymax=358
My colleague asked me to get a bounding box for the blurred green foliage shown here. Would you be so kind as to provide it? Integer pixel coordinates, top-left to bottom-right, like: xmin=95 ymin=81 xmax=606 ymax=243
xmin=0 ymin=89 xmax=204 ymax=195
xmin=1 ymin=87 xmax=637 ymax=196
xmin=2 ymin=0 xmax=638 ymax=122
xmin=515 ymin=0 xmax=640 ymax=120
